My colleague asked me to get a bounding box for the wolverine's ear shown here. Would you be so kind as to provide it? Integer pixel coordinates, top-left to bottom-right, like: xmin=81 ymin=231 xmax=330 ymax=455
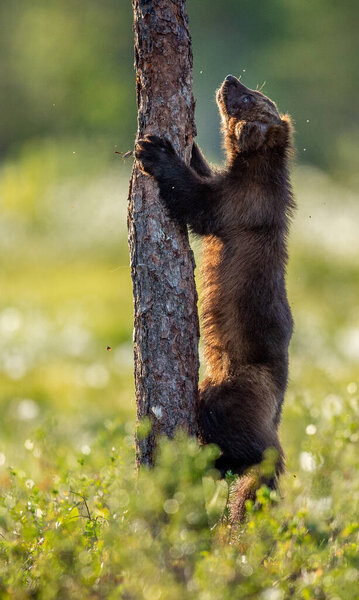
xmin=265 ymin=115 xmax=293 ymax=149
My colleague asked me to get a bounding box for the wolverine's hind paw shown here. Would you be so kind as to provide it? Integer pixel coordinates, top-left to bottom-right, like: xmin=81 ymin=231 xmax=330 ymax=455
xmin=135 ymin=135 xmax=176 ymax=178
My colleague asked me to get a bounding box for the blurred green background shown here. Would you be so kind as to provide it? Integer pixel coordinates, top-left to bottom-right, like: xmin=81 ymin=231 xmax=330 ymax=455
xmin=1 ymin=0 xmax=359 ymax=478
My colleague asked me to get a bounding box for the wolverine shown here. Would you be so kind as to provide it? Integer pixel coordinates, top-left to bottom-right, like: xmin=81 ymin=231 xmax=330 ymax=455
xmin=135 ymin=75 xmax=295 ymax=520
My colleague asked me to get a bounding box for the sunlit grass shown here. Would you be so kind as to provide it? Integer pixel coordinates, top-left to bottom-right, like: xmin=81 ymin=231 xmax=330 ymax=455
xmin=1 ymin=147 xmax=359 ymax=597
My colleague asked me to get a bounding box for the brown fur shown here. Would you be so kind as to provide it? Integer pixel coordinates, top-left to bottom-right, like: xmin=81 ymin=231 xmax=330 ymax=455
xmin=135 ymin=74 xmax=295 ymax=522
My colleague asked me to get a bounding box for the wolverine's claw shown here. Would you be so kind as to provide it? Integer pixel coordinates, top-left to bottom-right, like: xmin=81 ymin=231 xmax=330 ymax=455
xmin=135 ymin=135 xmax=176 ymax=177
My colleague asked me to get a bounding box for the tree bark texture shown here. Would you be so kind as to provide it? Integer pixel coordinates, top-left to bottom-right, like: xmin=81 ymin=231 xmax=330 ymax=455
xmin=128 ymin=0 xmax=199 ymax=466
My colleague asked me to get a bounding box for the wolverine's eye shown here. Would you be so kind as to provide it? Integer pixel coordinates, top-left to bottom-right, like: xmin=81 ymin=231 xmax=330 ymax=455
xmin=242 ymin=95 xmax=250 ymax=104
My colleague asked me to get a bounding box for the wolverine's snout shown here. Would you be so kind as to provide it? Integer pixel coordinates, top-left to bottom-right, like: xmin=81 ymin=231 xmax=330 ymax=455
xmin=224 ymin=74 xmax=239 ymax=84
xmin=218 ymin=75 xmax=252 ymax=118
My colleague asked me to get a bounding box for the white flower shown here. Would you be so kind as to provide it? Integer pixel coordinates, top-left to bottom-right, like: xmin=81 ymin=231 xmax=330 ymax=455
xmin=300 ymin=452 xmax=317 ymax=472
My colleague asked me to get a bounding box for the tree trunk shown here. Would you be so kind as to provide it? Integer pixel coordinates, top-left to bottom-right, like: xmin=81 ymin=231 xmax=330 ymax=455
xmin=128 ymin=0 xmax=199 ymax=466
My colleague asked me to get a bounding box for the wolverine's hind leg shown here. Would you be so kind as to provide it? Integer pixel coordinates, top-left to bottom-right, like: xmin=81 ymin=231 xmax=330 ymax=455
xmin=199 ymin=375 xmax=284 ymax=520
xmin=228 ymin=463 xmax=283 ymax=523
xmin=199 ymin=377 xmax=283 ymax=476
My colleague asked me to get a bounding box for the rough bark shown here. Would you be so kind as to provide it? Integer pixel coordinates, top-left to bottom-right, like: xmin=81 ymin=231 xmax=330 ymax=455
xmin=128 ymin=0 xmax=199 ymax=466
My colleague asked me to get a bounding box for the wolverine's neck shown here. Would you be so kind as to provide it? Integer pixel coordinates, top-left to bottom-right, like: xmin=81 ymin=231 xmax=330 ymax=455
xmin=227 ymin=146 xmax=288 ymax=179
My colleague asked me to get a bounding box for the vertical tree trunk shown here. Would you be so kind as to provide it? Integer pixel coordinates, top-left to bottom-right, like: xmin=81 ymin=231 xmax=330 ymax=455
xmin=128 ymin=0 xmax=199 ymax=466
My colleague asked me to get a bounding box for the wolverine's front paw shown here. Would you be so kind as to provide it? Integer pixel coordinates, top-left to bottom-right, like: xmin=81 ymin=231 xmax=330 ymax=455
xmin=135 ymin=135 xmax=176 ymax=179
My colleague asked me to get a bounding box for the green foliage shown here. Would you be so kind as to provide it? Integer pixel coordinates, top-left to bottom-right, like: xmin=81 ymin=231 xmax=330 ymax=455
xmin=0 ymin=0 xmax=134 ymax=151
xmin=1 ymin=0 xmax=359 ymax=180
xmin=1 ymin=137 xmax=359 ymax=597
xmin=1 ymin=3 xmax=359 ymax=595
xmin=1 ymin=416 xmax=359 ymax=599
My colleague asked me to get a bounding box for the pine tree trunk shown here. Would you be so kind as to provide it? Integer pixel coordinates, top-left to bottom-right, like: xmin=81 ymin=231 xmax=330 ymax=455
xmin=128 ymin=0 xmax=199 ymax=466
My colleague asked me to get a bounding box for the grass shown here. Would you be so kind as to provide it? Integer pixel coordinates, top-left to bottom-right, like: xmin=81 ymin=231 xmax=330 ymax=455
xmin=1 ymin=142 xmax=359 ymax=598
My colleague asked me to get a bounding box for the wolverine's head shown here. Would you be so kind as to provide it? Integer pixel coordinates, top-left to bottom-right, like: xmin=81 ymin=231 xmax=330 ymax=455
xmin=216 ymin=75 xmax=292 ymax=159
xmin=217 ymin=75 xmax=281 ymax=125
